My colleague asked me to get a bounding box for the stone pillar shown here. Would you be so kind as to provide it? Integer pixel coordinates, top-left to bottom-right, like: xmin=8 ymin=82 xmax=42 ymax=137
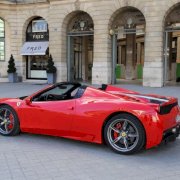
xmin=143 ymin=21 xmax=164 ymax=87
xmin=177 ymin=36 xmax=180 ymax=63
xmin=49 ymin=6 xmax=67 ymax=83
xmin=84 ymin=36 xmax=89 ymax=81
xmin=137 ymin=42 xmax=141 ymax=64
xmin=141 ymin=43 xmax=144 ymax=65
xmin=10 ymin=11 xmax=24 ymax=81
xmin=91 ymin=21 xmax=112 ymax=84
xmin=125 ymin=34 xmax=136 ymax=80
xmin=118 ymin=45 xmax=122 ymax=64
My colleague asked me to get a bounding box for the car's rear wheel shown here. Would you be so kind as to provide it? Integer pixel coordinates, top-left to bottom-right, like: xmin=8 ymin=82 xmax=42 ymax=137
xmin=104 ymin=113 xmax=145 ymax=155
xmin=0 ymin=105 xmax=20 ymax=136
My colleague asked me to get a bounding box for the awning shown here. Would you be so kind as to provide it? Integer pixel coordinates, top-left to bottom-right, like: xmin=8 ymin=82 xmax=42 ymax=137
xmin=21 ymin=41 xmax=49 ymax=55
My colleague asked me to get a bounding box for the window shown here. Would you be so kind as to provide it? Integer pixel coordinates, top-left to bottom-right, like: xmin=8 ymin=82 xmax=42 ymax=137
xmin=32 ymin=20 xmax=47 ymax=33
xmin=0 ymin=19 xmax=5 ymax=61
xmin=32 ymin=84 xmax=77 ymax=101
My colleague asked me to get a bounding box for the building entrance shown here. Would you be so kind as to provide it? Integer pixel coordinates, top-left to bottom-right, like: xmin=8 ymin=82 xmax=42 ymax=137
xmin=21 ymin=17 xmax=49 ymax=80
xmin=67 ymin=35 xmax=93 ymax=82
xmin=110 ymin=7 xmax=146 ymax=84
xmin=164 ymin=5 xmax=180 ymax=84
xmin=66 ymin=12 xmax=94 ymax=82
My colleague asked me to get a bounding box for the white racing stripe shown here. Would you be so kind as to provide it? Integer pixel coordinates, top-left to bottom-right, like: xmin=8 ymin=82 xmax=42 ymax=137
xmin=108 ymin=91 xmax=169 ymax=103
xmin=129 ymin=94 xmax=169 ymax=103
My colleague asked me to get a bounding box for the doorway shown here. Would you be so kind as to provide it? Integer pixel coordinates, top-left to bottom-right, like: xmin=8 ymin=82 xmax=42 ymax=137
xmin=164 ymin=4 xmax=180 ymax=84
xmin=67 ymin=34 xmax=93 ymax=82
xmin=110 ymin=7 xmax=146 ymax=84
xmin=66 ymin=11 xmax=94 ymax=82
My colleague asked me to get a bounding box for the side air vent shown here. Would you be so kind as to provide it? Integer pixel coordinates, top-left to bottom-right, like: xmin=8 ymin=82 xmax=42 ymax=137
xmin=159 ymin=102 xmax=178 ymax=115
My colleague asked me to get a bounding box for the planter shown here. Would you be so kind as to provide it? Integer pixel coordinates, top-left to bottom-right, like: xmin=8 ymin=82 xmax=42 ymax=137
xmin=47 ymin=73 xmax=56 ymax=84
xmin=8 ymin=73 xmax=17 ymax=83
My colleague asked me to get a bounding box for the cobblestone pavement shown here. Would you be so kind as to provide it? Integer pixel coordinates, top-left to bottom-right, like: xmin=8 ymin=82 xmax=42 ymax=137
xmin=0 ymin=82 xmax=180 ymax=180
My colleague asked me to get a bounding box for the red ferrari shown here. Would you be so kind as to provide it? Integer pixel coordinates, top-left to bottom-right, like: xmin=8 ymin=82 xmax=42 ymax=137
xmin=0 ymin=82 xmax=180 ymax=154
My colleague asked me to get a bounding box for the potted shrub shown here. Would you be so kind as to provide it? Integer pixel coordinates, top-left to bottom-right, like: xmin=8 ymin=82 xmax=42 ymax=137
xmin=7 ymin=55 xmax=17 ymax=83
xmin=46 ymin=54 xmax=57 ymax=84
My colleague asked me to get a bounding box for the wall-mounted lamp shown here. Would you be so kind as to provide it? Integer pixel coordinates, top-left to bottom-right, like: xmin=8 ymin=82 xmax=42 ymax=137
xmin=109 ymin=29 xmax=115 ymax=35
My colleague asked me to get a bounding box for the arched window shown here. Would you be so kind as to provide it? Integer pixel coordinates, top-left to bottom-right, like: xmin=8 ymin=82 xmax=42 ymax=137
xmin=0 ymin=19 xmax=5 ymax=61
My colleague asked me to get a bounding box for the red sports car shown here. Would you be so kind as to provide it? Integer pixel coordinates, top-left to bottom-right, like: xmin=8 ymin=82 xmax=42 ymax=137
xmin=0 ymin=82 xmax=179 ymax=154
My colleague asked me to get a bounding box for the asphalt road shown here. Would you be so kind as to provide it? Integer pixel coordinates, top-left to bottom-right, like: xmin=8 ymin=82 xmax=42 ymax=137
xmin=0 ymin=82 xmax=179 ymax=180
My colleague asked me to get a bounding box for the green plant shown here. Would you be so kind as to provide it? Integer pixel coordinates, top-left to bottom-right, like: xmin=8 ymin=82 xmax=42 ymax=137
xmin=7 ymin=54 xmax=16 ymax=73
xmin=46 ymin=54 xmax=57 ymax=73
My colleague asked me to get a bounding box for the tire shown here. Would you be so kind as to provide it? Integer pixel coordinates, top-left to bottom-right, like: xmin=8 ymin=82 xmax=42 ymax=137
xmin=104 ymin=113 xmax=145 ymax=155
xmin=0 ymin=105 xmax=20 ymax=136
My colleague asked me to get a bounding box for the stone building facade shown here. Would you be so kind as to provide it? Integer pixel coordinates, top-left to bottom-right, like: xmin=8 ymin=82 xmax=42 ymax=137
xmin=0 ymin=0 xmax=180 ymax=87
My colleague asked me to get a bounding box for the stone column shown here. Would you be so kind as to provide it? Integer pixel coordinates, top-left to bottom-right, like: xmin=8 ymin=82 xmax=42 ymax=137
xmin=137 ymin=42 xmax=141 ymax=64
xmin=118 ymin=45 xmax=122 ymax=64
xmin=84 ymin=36 xmax=89 ymax=81
xmin=177 ymin=36 xmax=180 ymax=63
xmin=141 ymin=43 xmax=144 ymax=65
xmin=91 ymin=21 xmax=112 ymax=84
xmin=143 ymin=22 xmax=164 ymax=87
xmin=125 ymin=34 xmax=136 ymax=80
xmin=167 ymin=32 xmax=172 ymax=80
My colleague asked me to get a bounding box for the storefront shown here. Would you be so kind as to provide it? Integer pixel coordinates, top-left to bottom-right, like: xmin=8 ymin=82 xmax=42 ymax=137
xmin=21 ymin=17 xmax=49 ymax=79
xmin=0 ymin=0 xmax=180 ymax=87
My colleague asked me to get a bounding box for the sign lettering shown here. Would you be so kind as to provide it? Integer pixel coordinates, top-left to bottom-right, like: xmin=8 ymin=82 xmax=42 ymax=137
xmin=26 ymin=32 xmax=49 ymax=41
xmin=32 ymin=34 xmax=44 ymax=40
xmin=27 ymin=46 xmax=41 ymax=52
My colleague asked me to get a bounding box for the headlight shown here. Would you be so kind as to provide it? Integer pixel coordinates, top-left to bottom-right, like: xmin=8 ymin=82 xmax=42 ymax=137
xmin=176 ymin=114 xmax=180 ymax=123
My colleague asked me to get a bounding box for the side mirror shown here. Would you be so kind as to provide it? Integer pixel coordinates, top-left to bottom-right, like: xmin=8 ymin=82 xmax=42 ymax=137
xmin=25 ymin=98 xmax=32 ymax=105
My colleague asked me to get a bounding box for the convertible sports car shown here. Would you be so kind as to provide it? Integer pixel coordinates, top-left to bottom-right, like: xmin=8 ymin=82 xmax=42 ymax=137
xmin=0 ymin=82 xmax=180 ymax=154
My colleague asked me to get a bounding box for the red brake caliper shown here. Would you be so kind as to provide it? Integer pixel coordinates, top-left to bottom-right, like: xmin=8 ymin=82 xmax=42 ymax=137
xmin=114 ymin=123 xmax=122 ymax=139
xmin=8 ymin=114 xmax=13 ymax=129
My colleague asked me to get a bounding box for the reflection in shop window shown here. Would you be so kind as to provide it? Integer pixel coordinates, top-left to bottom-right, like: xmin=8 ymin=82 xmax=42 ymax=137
xmin=30 ymin=56 xmax=48 ymax=70
xmin=0 ymin=19 xmax=5 ymax=61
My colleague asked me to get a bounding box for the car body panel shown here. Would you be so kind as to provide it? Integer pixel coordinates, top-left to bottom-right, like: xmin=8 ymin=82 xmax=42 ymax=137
xmin=18 ymin=99 xmax=75 ymax=137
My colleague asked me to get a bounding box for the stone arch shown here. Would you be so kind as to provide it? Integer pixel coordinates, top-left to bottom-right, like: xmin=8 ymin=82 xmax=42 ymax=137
xmin=108 ymin=6 xmax=146 ymax=30
xmin=61 ymin=10 xmax=94 ymax=81
xmin=108 ymin=6 xmax=146 ymax=82
xmin=163 ymin=2 xmax=180 ymax=28
xmin=163 ymin=2 xmax=180 ymax=82
xmin=61 ymin=10 xmax=95 ymax=62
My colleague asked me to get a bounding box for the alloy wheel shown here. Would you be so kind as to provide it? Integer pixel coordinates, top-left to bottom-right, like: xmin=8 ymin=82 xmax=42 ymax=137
xmin=0 ymin=108 xmax=15 ymax=135
xmin=107 ymin=118 xmax=139 ymax=153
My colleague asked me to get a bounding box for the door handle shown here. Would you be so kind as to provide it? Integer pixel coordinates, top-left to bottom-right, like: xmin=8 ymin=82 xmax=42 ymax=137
xmin=67 ymin=106 xmax=74 ymax=110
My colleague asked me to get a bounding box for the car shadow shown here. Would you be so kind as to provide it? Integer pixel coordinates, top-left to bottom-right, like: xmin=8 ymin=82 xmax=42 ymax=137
xmin=15 ymin=133 xmax=180 ymax=157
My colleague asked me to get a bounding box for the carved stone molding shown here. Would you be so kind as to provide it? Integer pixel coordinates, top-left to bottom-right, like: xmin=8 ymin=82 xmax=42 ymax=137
xmin=74 ymin=0 xmax=80 ymax=11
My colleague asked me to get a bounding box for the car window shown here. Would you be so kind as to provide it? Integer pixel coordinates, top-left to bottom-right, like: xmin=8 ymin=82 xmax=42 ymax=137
xmin=33 ymin=84 xmax=74 ymax=101
xmin=43 ymin=85 xmax=74 ymax=96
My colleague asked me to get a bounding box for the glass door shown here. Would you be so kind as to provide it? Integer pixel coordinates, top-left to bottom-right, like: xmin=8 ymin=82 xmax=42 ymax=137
xmin=67 ymin=34 xmax=93 ymax=82
xmin=27 ymin=55 xmax=48 ymax=79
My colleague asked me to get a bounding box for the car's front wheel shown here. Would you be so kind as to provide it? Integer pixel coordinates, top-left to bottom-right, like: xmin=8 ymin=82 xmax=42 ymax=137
xmin=0 ymin=105 xmax=20 ymax=136
xmin=104 ymin=113 xmax=145 ymax=155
